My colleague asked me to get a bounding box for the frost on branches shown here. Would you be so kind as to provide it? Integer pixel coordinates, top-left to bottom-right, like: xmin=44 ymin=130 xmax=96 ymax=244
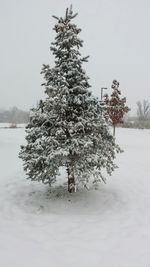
xmin=104 ymin=80 xmax=130 ymax=136
xmin=19 ymin=6 xmax=121 ymax=193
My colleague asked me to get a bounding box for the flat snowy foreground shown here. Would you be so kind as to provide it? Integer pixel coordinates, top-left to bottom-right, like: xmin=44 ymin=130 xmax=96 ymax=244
xmin=0 ymin=127 xmax=150 ymax=267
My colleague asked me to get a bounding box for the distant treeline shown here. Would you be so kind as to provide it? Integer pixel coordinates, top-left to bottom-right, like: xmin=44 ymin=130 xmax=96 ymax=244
xmin=119 ymin=99 xmax=150 ymax=129
xmin=0 ymin=107 xmax=29 ymax=124
xmin=122 ymin=117 xmax=150 ymax=129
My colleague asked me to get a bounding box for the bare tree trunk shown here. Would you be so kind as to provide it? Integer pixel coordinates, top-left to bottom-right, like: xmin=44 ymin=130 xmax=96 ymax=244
xmin=113 ymin=125 xmax=116 ymax=136
xmin=67 ymin=162 xmax=76 ymax=193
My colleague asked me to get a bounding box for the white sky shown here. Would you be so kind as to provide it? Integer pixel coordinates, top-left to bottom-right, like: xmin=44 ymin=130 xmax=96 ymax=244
xmin=0 ymin=0 xmax=150 ymax=114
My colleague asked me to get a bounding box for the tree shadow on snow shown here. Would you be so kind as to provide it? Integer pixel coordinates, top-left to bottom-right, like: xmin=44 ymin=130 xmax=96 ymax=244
xmin=12 ymin=179 xmax=127 ymax=217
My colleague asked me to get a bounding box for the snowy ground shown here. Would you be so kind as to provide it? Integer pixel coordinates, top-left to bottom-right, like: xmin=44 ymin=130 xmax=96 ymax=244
xmin=0 ymin=123 xmax=26 ymax=128
xmin=0 ymin=127 xmax=150 ymax=267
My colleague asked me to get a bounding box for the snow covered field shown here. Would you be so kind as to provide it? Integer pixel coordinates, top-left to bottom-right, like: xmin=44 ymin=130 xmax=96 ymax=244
xmin=0 ymin=123 xmax=26 ymax=128
xmin=0 ymin=127 xmax=150 ymax=267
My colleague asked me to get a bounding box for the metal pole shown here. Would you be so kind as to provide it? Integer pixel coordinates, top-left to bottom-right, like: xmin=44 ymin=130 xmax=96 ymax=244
xmin=101 ymin=87 xmax=107 ymax=100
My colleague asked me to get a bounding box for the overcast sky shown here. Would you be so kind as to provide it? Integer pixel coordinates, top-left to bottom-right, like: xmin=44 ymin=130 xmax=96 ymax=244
xmin=0 ymin=0 xmax=150 ymax=114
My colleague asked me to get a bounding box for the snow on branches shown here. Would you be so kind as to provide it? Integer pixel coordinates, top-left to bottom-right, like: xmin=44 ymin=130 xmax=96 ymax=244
xmin=19 ymin=7 xmax=121 ymax=193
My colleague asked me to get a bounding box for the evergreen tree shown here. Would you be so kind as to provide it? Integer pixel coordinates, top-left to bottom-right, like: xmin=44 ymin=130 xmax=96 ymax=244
xmin=104 ymin=80 xmax=130 ymax=136
xmin=19 ymin=6 xmax=121 ymax=193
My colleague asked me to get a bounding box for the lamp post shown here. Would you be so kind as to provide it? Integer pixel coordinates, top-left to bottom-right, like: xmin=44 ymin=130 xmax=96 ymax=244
xmin=101 ymin=87 xmax=107 ymax=100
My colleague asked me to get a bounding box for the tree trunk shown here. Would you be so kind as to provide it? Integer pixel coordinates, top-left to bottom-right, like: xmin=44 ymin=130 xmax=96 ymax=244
xmin=67 ymin=162 xmax=76 ymax=193
xmin=113 ymin=125 xmax=116 ymax=136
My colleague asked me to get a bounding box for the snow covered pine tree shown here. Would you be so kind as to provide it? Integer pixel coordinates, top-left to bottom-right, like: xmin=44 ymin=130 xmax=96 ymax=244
xmin=19 ymin=6 xmax=121 ymax=193
xmin=104 ymin=80 xmax=130 ymax=136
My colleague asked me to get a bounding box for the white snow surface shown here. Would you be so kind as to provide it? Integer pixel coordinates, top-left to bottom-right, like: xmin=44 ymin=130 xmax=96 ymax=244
xmin=0 ymin=127 xmax=150 ymax=267
xmin=0 ymin=123 xmax=26 ymax=128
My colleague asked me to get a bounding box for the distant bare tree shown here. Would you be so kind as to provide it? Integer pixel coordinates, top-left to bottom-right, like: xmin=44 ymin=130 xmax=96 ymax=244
xmin=0 ymin=107 xmax=29 ymax=124
xmin=9 ymin=106 xmax=18 ymax=124
xmin=136 ymin=100 xmax=150 ymax=121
